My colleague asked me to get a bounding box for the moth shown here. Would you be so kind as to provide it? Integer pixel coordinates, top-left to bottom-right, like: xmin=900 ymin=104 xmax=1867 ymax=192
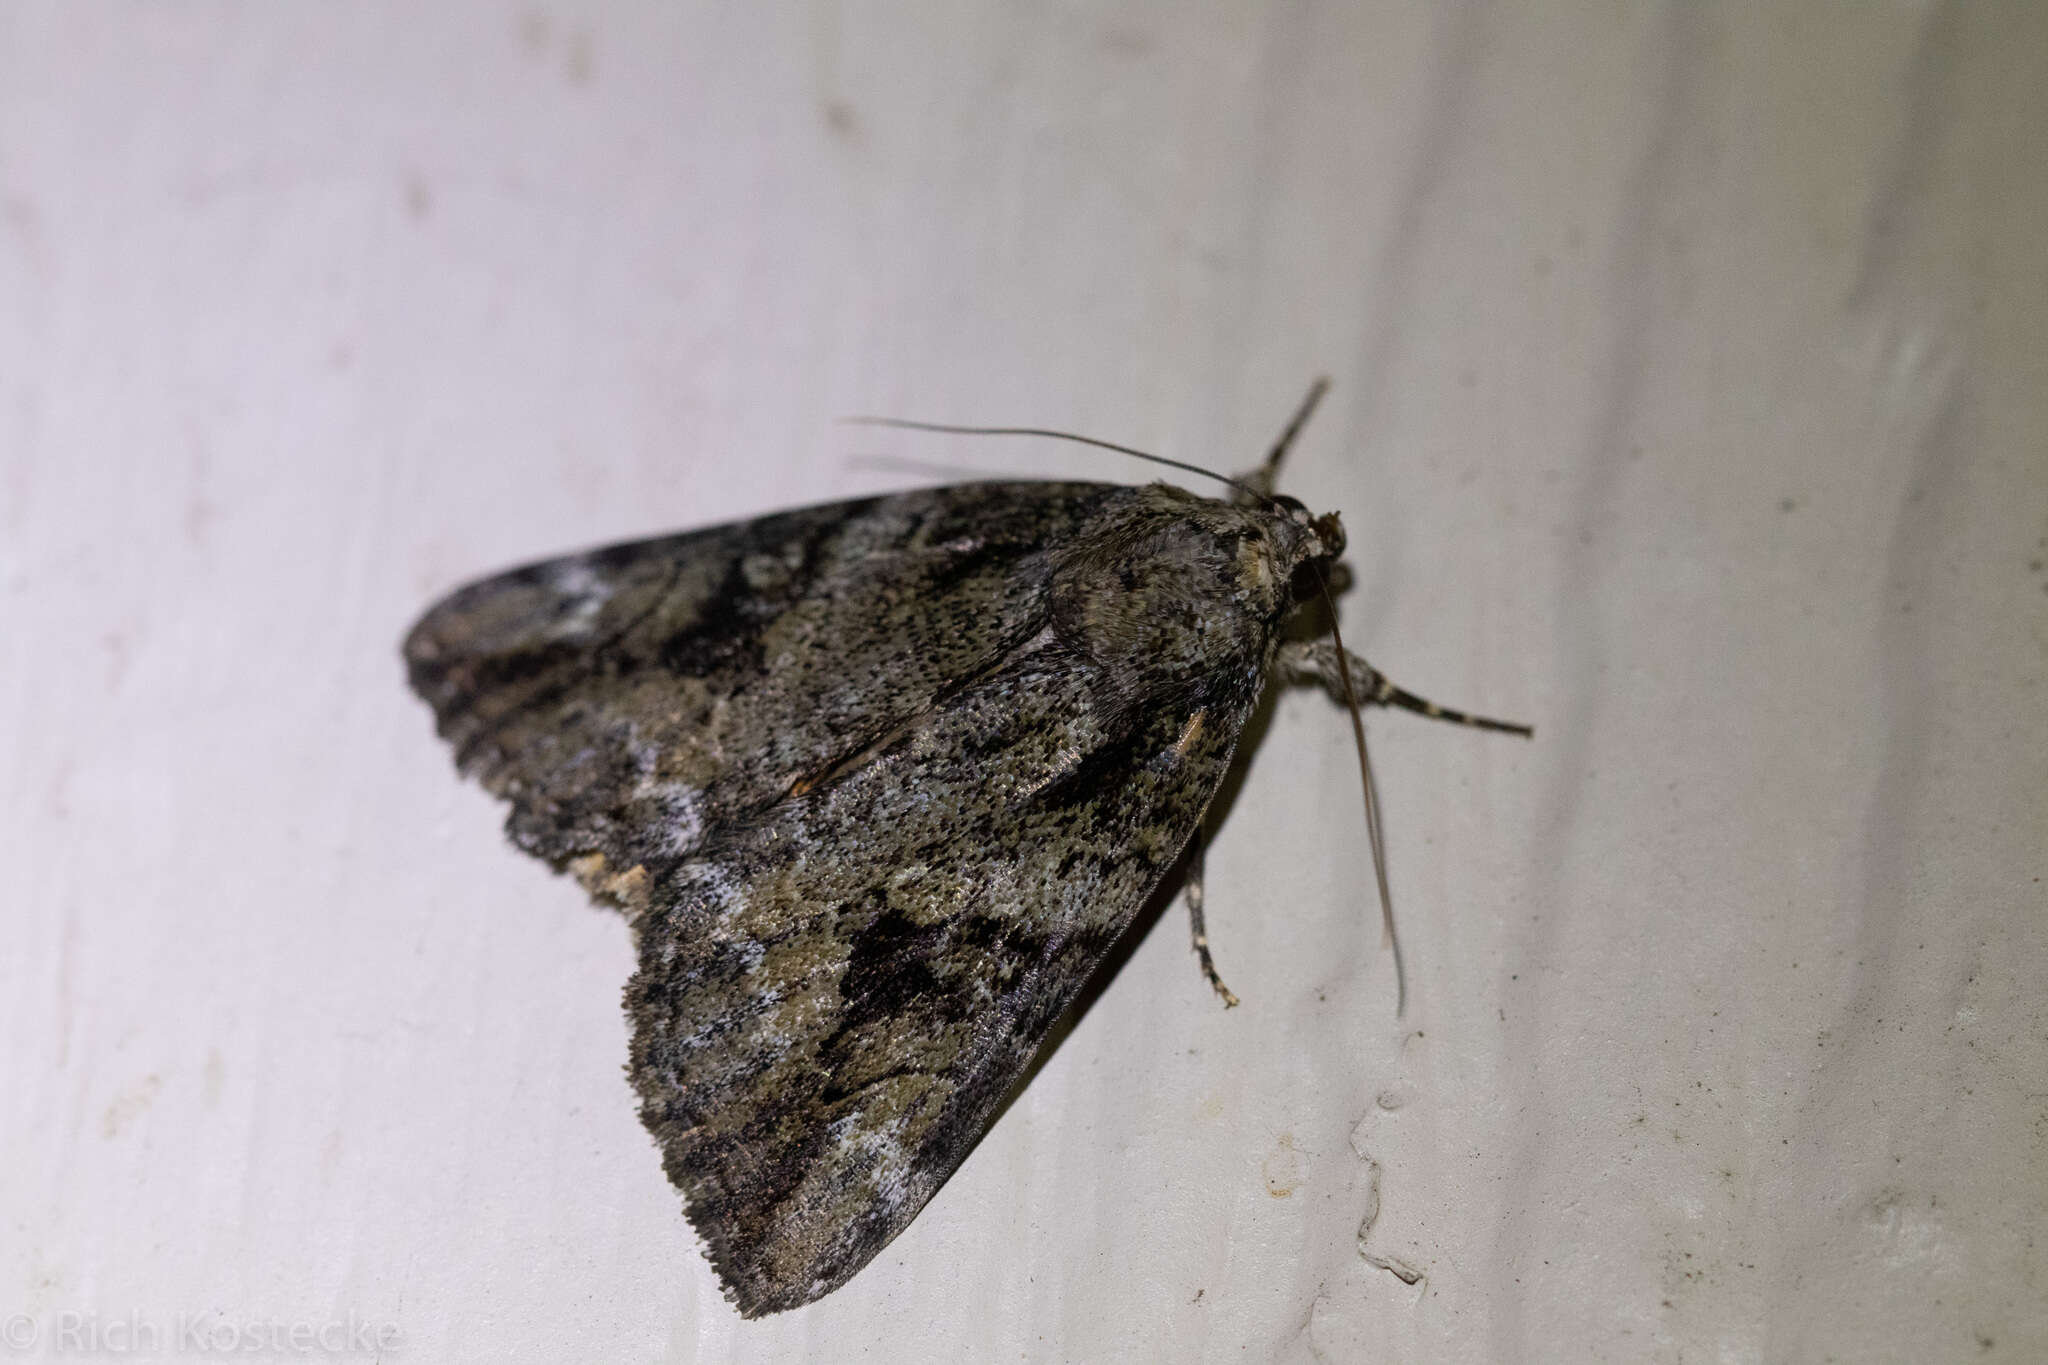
xmin=402 ymin=382 xmax=1527 ymax=1316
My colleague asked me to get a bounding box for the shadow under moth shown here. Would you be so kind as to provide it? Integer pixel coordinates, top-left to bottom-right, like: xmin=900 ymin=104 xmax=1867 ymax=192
xmin=402 ymin=381 xmax=1527 ymax=1316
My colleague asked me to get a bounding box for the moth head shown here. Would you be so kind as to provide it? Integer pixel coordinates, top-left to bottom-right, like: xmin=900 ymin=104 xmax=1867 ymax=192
xmin=1258 ymin=495 xmax=1344 ymax=611
xmin=1266 ymin=491 xmax=1344 ymax=555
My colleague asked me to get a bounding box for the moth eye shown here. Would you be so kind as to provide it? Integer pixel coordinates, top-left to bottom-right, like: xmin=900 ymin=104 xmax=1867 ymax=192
xmin=1288 ymin=560 xmax=1324 ymax=602
xmin=1272 ymin=494 xmax=1310 ymax=522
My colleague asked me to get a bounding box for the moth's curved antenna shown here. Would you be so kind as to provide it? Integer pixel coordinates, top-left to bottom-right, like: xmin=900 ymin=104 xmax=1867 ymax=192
xmin=1240 ymin=377 xmax=1409 ymax=1012
xmin=845 ymin=378 xmax=1336 ymax=512
xmin=1310 ymin=565 xmax=1407 ymax=1017
xmin=841 ymin=416 xmax=1270 ymax=505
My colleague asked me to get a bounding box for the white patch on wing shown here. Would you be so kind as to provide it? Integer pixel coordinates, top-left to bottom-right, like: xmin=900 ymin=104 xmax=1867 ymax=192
xmin=827 ymin=1109 xmax=914 ymax=1207
xmin=641 ymin=779 xmax=707 ymax=854
xmin=542 ymin=555 xmax=615 ymax=640
xmin=626 ymin=733 xmax=708 ymax=855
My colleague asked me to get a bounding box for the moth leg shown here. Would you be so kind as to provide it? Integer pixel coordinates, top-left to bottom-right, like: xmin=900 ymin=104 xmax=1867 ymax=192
xmin=1185 ymin=828 xmax=1240 ymax=1008
xmin=1276 ymin=640 xmax=1534 ymax=737
xmin=1232 ymin=377 xmax=1331 ymax=505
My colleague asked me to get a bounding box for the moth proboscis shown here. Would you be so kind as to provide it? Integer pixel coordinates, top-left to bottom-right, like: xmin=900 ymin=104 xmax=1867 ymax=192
xmin=403 ymin=381 xmax=1529 ymax=1315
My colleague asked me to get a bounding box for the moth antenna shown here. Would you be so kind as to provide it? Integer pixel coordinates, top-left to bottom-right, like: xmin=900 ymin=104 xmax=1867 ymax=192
xmin=1241 ymin=376 xmax=1331 ymax=501
xmin=1311 ymin=564 xmax=1407 ymax=1018
xmin=841 ymin=416 xmax=1267 ymax=504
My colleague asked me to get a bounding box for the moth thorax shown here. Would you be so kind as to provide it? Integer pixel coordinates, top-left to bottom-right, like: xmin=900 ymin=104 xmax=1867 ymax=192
xmin=1049 ymin=517 xmax=1291 ymax=697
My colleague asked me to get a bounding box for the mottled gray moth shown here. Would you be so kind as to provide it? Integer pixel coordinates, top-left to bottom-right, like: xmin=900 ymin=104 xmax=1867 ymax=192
xmin=402 ymin=382 xmax=1527 ymax=1316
